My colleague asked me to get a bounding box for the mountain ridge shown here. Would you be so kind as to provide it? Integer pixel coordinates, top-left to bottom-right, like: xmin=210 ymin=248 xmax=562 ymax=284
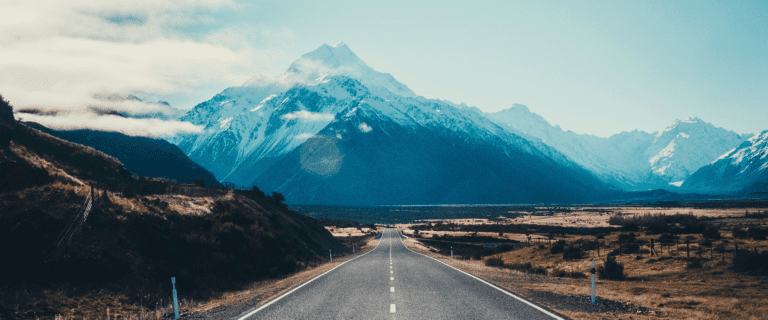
xmin=485 ymin=104 xmax=752 ymax=191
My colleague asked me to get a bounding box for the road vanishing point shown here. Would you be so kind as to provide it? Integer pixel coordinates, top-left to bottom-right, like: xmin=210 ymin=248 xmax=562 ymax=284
xmin=234 ymin=227 xmax=564 ymax=320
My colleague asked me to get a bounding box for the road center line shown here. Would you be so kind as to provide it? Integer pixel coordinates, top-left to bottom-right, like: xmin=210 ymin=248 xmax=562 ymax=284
xmin=390 ymin=286 xmax=395 ymax=292
xmin=390 ymin=304 xmax=396 ymax=313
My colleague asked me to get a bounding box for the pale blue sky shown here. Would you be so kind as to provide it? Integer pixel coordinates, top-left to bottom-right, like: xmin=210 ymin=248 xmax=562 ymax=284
xmin=2 ymin=0 xmax=766 ymax=137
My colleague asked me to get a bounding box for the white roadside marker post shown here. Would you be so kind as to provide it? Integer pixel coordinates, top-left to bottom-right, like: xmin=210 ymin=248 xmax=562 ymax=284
xmin=171 ymin=277 xmax=180 ymax=319
xmin=590 ymin=261 xmax=596 ymax=304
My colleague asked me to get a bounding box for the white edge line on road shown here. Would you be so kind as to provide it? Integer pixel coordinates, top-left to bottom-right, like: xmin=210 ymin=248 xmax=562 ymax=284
xmin=236 ymin=233 xmax=384 ymax=320
xmin=394 ymin=228 xmax=565 ymax=320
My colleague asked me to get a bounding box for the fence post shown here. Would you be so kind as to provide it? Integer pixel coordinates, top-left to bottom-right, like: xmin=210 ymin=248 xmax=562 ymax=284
xmin=651 ymin=239 xmax=655 ymax=257
xmin=171 ymin=277 xmax=179 ymax=319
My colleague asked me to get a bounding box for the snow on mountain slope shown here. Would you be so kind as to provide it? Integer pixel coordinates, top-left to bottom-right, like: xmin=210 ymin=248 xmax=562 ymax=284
xmin=682 ymin=130 xmax=768 ymax=194
xmin=169 ymin=43 xmax=612 ymax=204
xmin=486 ymin=105 xmax=750 ymax=190
xmin=644 ymin=118 xmax=750 ymax=183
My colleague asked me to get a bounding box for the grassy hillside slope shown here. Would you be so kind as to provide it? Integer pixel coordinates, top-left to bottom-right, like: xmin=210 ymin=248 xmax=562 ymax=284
xmin=0 ymin=95 xmax=344 ymax=319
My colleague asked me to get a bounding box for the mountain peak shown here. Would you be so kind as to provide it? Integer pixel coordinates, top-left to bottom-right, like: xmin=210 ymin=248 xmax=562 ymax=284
xmin=297 ymin=42 xmax=366 ymax=70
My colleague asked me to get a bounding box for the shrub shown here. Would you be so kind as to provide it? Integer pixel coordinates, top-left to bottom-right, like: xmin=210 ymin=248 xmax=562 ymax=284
xmin=618 ymin=233 xmax=637 ymax=243
xmin=251 ymin=186 xmax=265 ymax=198
xmin=0 ymin=123 xmax=12 ymax=148
xmin=0 ymin=94 xmax=13 ymax=123
xmin=702 ymin=225 xmax=721 ymax=240
xmin=686 ymin=258 xmax=703 ymax=269
xmin=562 ymin=245 xmax=582 ymax=260
xmin=550 ymin=240 xmax=566 ymax=254
xmin=732 ymin=226 xmax=748 ymax=239
xmin=122 ymin=185 xmax=134 ymax=198
xmin=598 ymin=255 xmax=625 ymax=280
xmin=193 ymin=179 xmax=206 ymax=188
xmin=550 ymin=268 xmax=587 ymax=279
xmin=271 ymin=192 xmax=286 ymax=203
xmin=732 ymin=250 xmax=768 ymax=275
xmin=747 ymin=225 xmax=767 ymax=240
xmin=657 ymin=233 xmax=678 ymax=242
xmin=608 ymin=213 xmax=703 ymax=234
xmin=484 ymin=256 xmax=505 ymax=268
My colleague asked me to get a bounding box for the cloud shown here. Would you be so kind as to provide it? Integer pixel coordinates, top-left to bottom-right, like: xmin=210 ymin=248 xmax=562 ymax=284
xmin=281 ymin=111 xmax=335 ymax=121
xmin=0 ymin=0 xmax=294 ymax=135
xmin=17 ymin=112 xmax=203 ymax=137
xmin=358 ymin=123 xmax=372 ymax=132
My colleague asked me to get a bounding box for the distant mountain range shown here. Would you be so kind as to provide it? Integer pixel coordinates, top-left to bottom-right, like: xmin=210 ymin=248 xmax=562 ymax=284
xmin=163 ymin=43 xmax=764 ymax=202
xmin=170 ymin=43 xmax=615 ymax=205
xmin=486 ymin=104 xmax=752 ymax=191
xmin=681 ymin=131 xmax=768 ymax=195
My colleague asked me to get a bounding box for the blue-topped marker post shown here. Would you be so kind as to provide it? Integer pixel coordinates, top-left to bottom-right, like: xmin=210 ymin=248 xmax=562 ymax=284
xmin=171 ymin=277 xmax=180 ymax=319
xmin=590 ymin=261 xmax=596 ymax=304
xmin=329 ymin=249 xmax=332 ymax=263
xmin=451 ymin=246 xmax=453 ymax=259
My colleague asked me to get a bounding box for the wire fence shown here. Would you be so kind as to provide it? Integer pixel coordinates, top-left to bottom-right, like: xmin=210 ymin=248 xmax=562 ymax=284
xmin=520 ymin=236 xmax=767 ymax=261
xmin=1 ymin=186 xmax=93 ymax=290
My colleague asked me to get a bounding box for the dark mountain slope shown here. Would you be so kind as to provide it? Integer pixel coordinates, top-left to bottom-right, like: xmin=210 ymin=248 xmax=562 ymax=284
xmin=25 ymin=123 xmax=222 ymax=188
xmin=256 ymin=107 xmax=614 ymax=205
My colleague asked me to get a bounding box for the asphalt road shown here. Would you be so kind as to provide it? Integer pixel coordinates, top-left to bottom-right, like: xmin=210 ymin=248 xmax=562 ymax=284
xmin=236 ymin=228 xmax=564 ymax=320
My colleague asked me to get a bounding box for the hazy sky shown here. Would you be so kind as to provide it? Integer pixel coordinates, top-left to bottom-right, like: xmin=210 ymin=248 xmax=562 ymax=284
xmin=1 ymin=0 xmax=766 ymax=137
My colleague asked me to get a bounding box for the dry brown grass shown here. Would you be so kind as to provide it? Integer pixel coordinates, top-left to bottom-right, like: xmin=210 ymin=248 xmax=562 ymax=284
xmin=399 ymin=218 xmax=768 ymax=320
xmin=45 ymin=229 xmax=382 ymax=319
xmin=9 ymin=143 xmax=85 ymax=186
xmin=408 ymin=206 xmax=767 ymax=229
xmin=324 ymin=226 xmax=375 ymax=237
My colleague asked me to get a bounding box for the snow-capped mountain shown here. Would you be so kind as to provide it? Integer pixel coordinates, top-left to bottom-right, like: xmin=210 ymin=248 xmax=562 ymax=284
xmin=170 ymin=43 xmax=613 ymax=204
xmin=682 ymin=130 xmax=768 ymax=194
xmin=486 ymin=105 xmax=750 ymax=190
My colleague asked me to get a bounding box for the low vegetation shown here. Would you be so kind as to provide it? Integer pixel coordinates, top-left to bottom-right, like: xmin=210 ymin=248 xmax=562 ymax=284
xmin=405 ymin=207 xmax=768 ymax=319
xmin=0 ymin=110 xmax=346 ymax=319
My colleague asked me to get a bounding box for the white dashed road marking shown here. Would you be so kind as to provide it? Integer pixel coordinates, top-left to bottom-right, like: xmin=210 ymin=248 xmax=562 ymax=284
xmin=390 ymin=287 xmax=395 ymax=293
xmin=390 ymin=304 xmax=396 ymax=313
xmin=390 ymin=277 xmax=394 ymax=281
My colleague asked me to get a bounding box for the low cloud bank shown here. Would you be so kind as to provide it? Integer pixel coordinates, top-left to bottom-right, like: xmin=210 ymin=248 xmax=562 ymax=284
xmin=17 ymin=112 xmax=203 ymax=137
